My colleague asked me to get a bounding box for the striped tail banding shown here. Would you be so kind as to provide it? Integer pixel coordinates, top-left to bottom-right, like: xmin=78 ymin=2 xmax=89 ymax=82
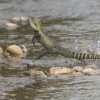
xmin=68 ymin=52 xmax=100 ymax=60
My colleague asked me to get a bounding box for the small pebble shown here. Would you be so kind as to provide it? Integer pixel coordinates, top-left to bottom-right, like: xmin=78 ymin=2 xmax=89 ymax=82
xmin=87 ymin=49 xmax=95 ymax=54
xmin=0 ymin=20 xmax=18 ymax=30
xmin=28 ymin=62 xmax=34 ymax=67
xmin=0 ymin=47 xmax=3 ymax=58
xmin=85 ymin=64 xmax=97 ymax=70
xmin=21 ymin=45 xmax=28 ymax=53
xmin=50 ymin=67 xmax=72 ymax=75
xmin=27 ymin=62 xmax=40 ymax=70
xmin=0 ymin=20 xmax=9 ymax=24
xmin=28 ymin=62 xmax=42 ymax=67
xmin=21 ymin=45 xmax=28 ymax=57
xmin=82 ymin=68 xmax=93 ymax=75
xmin=97 ymin=50 xmax=100 ymax=55
xmin=6 ymin=45 xmax=23 ymax=55
xmin=6 ymin=22 xmax=18 ymax=27
xmin=0 ymin=47 xmax=3 ymax=55
xmin=88 ymin=70 xmax=100 ymax=75
xmin=80 ymin=41 xmax=86 ymax=45
xmin=12 ymin=17 xmax=20 ymax=22
xmin=73 ymin=66 xmax=83 ymax=72
xmin=24 ymin=67 xmax=46 ymax=79
xmin=21 ymin=17 xmax=28 ymax=22
xmin=0 ymin=20 xmax=10 ymax=28
xmin=34 ymin=62 xmax=42 ymax=67
xmin=1 ymin=93 xmax=16 ymax=97
xmin=5 ymin=52 xmax=10 ymax=57
xmin=58 ymin=55 xmax=65 ymax=58
xmin=29 ymin=69 xmax=46 ymax=78
xmin=80 ymin=50 xmax=88 ymax=54
xmin=79 ymin=49 xmax=89 ymax=54
xmin=6 ymin=22 xmax=18 ymax=30
xmin=28 ymin=69 xmax=37 ymax=76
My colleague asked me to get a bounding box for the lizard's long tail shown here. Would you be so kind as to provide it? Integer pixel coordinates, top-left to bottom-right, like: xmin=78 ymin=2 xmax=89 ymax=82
xmin=66 ymin=51 xmax=100 ymax=59
xmin=57 ymin=46 xmax=100 ymax=59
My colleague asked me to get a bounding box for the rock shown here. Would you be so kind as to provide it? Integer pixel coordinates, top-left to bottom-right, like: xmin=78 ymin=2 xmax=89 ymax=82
xmin=21 ymin=17 xmax=28 ymax=22
xmin=34 ymin=62 xmax=42 ymax=67
xmin=97 ymin=50 xmax=100 ymax=55
xmin=21 ymin=45 xmax=28 ymax=53
xmin=80 ymin=50 xmax=88 ymax=54
xmin=28 ymin=62 xmax=34 ymax=67
xmin=85 ymin=64 xmax=97 ymax=70
xmin=80 ymin=41 xmax=86 ymax=45
xmin=6 ymin=22 xmax=18 ymax=27
xmin=0 ymin=47 xmax=3 ymax=55
xmin=24 ymin=68 xmax=46 ymax=79
xmin=82 ymin=68 xmax=93 ymax=75
xmin=21 ymin=45 xmax=28 ymax=57
xmin=29 ymin=69 xmax=46 ymax=78
xmin=0 ymin=20 xmax=10 ymax=28
xmin=28 ymin=69 xmax=37 ymax=76
xmin=0 ymin=20 xmax=9 ymax=24
xmin=50 ymin=67 xmax=72 ymax=75
xmin=1 ymin=93 xmax=16 ymax=97
xmin=28 ymin=62 xmax=42 ymax=68
xmin=0 ymin=47 xmax=3 ymax=58
xmin=87 ymin=49 xmax=95 ymax=54
xmin=73 ymin=66 xmax=83 ymax=72
xmin=0 ymin=20 xmax=18 ymax=30
xmin=58 ymin=55 xmax=65 ymax=58
xmin=5 ymin=52 xmax=10 ymax=57
xmin=27 ymin=62 xmax=40 ymax=70
xmin=6 ymin=45 xmax=23 ymax=55
xmin=88 ymin=70 xmax=100 ymax=75
xmin=6 ymin=22 xmax=18 ymax=30
xmin=12 ymin=17 xmax=20 ymax=22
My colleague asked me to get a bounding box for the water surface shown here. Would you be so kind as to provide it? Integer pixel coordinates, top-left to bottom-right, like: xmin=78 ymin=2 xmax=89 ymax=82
xmin=0 ymin=0 xmax=100 ymax=100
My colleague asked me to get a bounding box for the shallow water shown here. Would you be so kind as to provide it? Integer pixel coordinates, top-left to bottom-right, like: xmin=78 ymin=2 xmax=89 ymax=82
xmin=0 ymin=0 xmax=100 ymax=100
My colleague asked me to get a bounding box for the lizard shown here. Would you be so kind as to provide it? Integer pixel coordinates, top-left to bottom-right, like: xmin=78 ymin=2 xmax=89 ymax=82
xmin=29 ymin=16 xmax=100 ymax=61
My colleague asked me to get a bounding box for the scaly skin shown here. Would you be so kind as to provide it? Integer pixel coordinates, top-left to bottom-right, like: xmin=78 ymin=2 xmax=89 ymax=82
xmin=29 ymin=16 xmax=100 ymax=61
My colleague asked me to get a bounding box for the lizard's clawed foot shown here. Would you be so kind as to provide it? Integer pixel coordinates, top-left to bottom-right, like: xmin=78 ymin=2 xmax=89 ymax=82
xmin=32 ymin=33 xmax=39 ymax=45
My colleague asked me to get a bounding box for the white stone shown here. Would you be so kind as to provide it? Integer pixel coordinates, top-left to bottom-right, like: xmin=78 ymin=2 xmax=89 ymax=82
xmin=21 ymin=17 xmax=28 ymax=22
xmin=12 ymin=17 xmax=20 ymax=22
xmin=50 ymin=67 xmax=72 ymax=75
xmin=7 ymin=45 xmax=23 ymax=55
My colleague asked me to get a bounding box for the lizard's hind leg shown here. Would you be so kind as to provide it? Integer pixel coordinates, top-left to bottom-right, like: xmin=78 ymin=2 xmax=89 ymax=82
xmin=32 ymin=48 xmax=53 ymax=62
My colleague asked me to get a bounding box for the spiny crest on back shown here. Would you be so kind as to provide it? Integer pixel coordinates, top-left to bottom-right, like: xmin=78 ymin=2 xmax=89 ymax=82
xmin=29 ymin=16 xmax=43 ymax=32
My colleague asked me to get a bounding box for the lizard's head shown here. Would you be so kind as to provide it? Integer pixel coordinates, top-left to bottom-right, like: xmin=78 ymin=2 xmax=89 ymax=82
xmin=29 ymin=16 xmax=43 ymax=32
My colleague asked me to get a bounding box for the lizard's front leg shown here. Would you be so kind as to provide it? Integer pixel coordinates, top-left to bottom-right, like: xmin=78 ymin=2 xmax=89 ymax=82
xmin=32 ymin=48 xmax=52 ymax=62
xmin=32 ymin=33 xmax=39 ymax=45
